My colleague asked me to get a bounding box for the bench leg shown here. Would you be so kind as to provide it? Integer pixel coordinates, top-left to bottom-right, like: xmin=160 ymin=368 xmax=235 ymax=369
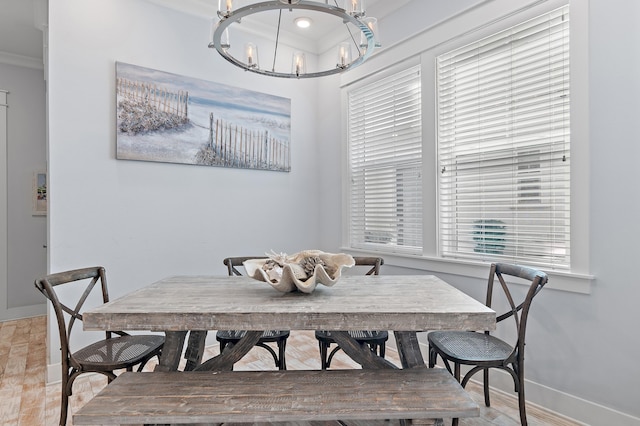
xmin=409 ymin=420 xmax=444 ymax=425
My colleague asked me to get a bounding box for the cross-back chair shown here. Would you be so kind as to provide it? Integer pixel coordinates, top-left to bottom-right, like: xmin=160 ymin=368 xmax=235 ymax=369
xmin=427 ymin=262 xmax=548 ymax=426
xmin=315 ymin=256 xmax=388 ymax=369
xmin=216 ymin=256 xmax=290 ymax=370
xmin=34 ymin=266 xmax=164 ymax=426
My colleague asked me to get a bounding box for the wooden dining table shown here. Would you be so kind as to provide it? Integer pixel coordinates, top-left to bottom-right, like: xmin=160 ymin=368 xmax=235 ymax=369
xmin=82 ymin=274 xmax=495 ymax=372
xmin=78 ymin=274 xmax=496 ymax=425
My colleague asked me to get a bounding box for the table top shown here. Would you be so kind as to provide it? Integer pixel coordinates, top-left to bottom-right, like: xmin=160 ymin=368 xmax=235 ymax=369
xmin=83 ymin=275 xmax=495 ymax=332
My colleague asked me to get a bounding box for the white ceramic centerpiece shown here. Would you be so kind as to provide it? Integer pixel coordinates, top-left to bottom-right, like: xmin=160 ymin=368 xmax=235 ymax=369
xmin=243 ymin=250 xmax=355 ymax=293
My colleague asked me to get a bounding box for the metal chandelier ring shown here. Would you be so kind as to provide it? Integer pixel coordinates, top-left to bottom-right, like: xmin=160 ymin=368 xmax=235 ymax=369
xmin=212 ymin=1 xmax=376 ymax=79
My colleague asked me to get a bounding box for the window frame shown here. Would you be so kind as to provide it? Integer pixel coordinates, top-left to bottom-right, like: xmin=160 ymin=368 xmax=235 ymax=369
xmin=340 ymin=0 xmax=591 ymax=293
xmin=343 ymin=58 xmax=424 ymax=255
xmin=435 ymin=5 xmax=572 ymax=270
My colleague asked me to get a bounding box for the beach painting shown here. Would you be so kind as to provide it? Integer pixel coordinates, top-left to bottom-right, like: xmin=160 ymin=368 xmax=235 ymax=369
xmin=115 ymin=62 xmax=291 ymax=172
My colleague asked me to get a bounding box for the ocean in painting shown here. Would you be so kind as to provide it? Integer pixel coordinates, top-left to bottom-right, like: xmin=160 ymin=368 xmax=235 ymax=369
xmin=115 ymin=62 xmax=291 ymax=171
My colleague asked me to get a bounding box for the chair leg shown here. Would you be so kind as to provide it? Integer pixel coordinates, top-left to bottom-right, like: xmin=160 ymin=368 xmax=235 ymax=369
xmin=326 ymin=345 xmax=341 ymax=369
xmin=452 ymin=363 xmax=461 ymax=426
xmin=278 ymin=338 xmax=287 ymax=370
xmin=60 ymin=368 xmax=77 ymax=426
xmin=59 ymin=387 xmax=69 ymax=426
xmin=428 ymin=344 xmax=436 ymax=368
xmin=484 ymin=368 xmax=491 ymax=406
xmin=518 ymin=383 xmax=528 ymax=426
xmin=379 ymin=341 xmax=386 ymax=359
xmin=319 ymin=340 xmax=328 ymax=370
xmin=516 ymin=360 xmax=528 ymax=426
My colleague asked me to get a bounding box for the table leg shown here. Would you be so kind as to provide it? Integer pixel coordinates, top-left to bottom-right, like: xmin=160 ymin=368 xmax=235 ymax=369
xmin=154 ymin=331 xmax=187 ymax=372
xmin=395 ymin=331 xmax=445 ymax=426
xmin=330 ymin=331 xmax=398 ymax=369
xmin=194 ymin=330 xmax=263 ymax=371
xmin=184 ymin=330 xmax=208 ymax=371
xmin=394 ymin=331 xmax=427 ymax=369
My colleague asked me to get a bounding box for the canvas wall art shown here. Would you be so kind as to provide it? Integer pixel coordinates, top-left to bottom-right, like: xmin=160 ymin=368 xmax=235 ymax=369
xmin=116 ymin=62 xmax=291 ymax=172
xmin=32 ymin=171 xmax=47 ymax=216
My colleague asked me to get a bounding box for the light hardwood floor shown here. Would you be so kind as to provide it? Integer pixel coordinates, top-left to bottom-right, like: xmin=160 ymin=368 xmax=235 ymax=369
xmin=0 ymin=316 xmax=581 ymax=426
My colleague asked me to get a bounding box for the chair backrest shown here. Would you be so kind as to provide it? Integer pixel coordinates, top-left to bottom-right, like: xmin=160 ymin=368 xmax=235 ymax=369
xmin=223 ymin=256 xmax=265 ymax=276
xmin=34 ymin=266 xmax=111 ymax=365
xmin=352 ymin=256 xmax=384 ymax=275
xmin=487 ymin=263 xmax=548 ymax=358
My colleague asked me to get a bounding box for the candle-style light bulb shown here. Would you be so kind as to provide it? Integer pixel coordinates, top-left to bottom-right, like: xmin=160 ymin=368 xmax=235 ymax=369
xmin=337 ymin=42 xmax=351 ymax=68
xmin=291 ymin=52 xmax=306 ymax=77
xmin=245 ymin=43 xmax=259 ymax=68
xmin=218 ymin=0 xmax=233 ymax=18
xmin=347 ymin=0 xmax=365 ymax=17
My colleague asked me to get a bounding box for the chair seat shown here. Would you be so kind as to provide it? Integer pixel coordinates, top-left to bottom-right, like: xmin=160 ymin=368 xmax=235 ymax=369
xmin=428 ymin=331 xmax=513 ymax=364
xmin=216 ymin=329 xmax=290 ymax=342
xmin=315 ymin=330 xmax=388 ymax=344
xmin=72 ymin=335 xmax=165 ymax=370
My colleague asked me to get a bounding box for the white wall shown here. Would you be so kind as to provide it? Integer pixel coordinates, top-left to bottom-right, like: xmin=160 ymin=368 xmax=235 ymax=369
xmin=316 ymin=0 xmax=640 ymax=424
xmin=47 ymin=0 xmax=321 ymax=365
xmin=0 ymin=62 xmax=47 ymax=321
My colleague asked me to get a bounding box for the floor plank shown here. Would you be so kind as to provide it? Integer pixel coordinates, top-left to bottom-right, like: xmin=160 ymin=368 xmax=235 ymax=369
xmin=0 ymin=316 xmax=581 ymax=426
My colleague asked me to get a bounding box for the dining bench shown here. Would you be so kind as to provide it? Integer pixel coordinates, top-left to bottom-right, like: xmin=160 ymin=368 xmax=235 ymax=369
xmin=73 ymin=368 xmax=478 ymax=425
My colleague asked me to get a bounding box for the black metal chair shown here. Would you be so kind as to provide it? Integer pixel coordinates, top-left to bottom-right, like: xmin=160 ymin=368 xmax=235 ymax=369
xmin=216 ymin=256 xmax=290 ymax=370
xmin=428 ymin=263 xmax=548 ymax=426
xmin=34 ymin=266 xmax=164 ymax=426
xmin=315 ymin=256 xmax=388 ymax=369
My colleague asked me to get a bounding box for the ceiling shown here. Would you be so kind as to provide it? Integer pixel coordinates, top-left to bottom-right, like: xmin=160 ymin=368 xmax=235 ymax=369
xmin=148 ymin=0 xmax=409 ymax=55
xmin=0 ymin=0 xmax=409 ymax=64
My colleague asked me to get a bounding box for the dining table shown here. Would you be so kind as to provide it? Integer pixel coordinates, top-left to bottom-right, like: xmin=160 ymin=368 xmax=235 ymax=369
xmin=82 ymin=274 xmax=496 ymax=372
xmin=78 ymin=273 xmax=496 ymax=425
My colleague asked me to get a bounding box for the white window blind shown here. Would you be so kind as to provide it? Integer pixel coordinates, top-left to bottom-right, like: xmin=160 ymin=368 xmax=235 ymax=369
xmin=348 ymin=65 xmax=423 ymax=254
xmin=437 ymin=6 xmax=570 ymax=270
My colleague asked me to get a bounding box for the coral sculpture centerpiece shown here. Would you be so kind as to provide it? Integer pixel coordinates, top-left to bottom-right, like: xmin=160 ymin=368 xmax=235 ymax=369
xmin=243 ymin=250 xmax=355 ymax=293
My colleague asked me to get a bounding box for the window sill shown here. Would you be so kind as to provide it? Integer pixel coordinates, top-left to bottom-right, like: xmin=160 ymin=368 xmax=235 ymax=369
xmin=342 ymin=248 xmax=593 ymax=294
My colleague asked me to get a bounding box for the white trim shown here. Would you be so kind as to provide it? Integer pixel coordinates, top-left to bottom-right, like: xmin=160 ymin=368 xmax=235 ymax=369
xmin=0 ymin=51 xmax=44 ymax=70
xmin=423 ymin=341 xmax=639 ymax=426
xmin=340 ymin=0 xmax=591 ymax=291
xmin=0 ymin=304 xmax=47 ymax=322
xmin=46 ymin=362 xmax=61 ymax=384
xmin=343 ymin=247 xmax=593 ymax=294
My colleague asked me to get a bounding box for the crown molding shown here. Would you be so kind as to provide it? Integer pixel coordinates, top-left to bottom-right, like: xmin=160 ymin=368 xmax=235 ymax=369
xmin=0 ymin=51 xmax=43 ymax=70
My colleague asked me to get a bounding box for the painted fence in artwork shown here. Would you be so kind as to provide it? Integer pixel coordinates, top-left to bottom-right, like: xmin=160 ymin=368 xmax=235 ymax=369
xmin=205 ymin=113 xmax=290 ymax=171
xmin=116 ymin=77 xmax=189 ymax=119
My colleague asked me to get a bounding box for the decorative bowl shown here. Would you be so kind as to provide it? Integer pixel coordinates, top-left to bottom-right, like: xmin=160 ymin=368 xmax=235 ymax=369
xmin=243 ymin=250 xmax=355 ymax=293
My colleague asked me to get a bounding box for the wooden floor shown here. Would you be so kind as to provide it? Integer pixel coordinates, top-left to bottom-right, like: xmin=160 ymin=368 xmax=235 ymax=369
xmin=0 ymin=316 xmax=581 ymax=426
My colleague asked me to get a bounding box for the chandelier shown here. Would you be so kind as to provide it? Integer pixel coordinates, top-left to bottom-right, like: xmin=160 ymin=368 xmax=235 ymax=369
xmin=209 ymin=0 xmax=381 ymax=78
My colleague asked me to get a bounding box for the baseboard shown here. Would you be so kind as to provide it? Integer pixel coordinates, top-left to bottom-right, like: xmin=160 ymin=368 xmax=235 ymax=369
xmin=419 ymin=341 xmax=640 ymax=426
xmin=486 ymin=368 xmax=640 ymax=426
xmin=0 ymin=304 xmax=46 ymax=322
xmin=47 ymin=362 xmax=61 ymax=384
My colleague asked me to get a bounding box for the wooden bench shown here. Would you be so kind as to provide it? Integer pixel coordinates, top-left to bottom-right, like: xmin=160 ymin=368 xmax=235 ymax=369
xmin=73 ymin=368 xmax=479 ymax=425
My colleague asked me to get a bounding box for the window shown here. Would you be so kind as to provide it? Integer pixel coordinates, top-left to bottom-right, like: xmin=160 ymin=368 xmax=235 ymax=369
xmin=348 ymin=65 xmax=423 ymax=254
xmin=437 ymin=6 xmax=570 ymax=270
